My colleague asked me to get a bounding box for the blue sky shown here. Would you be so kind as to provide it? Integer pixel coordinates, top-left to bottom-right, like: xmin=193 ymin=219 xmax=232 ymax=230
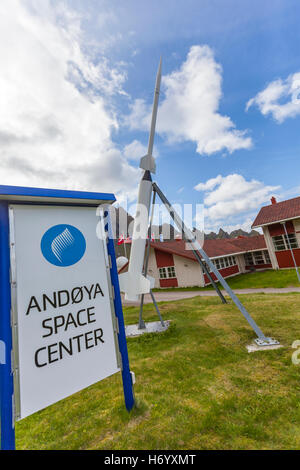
xmin=1 ymin=0 xmax=300 ymax=232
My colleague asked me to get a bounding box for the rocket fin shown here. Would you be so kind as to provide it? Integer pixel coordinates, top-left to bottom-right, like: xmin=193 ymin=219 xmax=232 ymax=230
xmin=119 ymin=271 xmax=152 ymax=300
xmin=139 ymin=154 xmax=156 ymax=174
xmin=147 ymin=275 xmax=155 ymax=289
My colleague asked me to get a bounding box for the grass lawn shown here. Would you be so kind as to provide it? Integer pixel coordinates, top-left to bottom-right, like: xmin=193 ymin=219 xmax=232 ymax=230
xmin=16 ymin=293 xmax=300 ymax=450
xmin=153 ymin=268 xmax=300 ymax=292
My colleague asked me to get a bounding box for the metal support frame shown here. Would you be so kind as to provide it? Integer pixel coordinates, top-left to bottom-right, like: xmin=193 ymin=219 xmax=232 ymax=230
xmin=138 ymin=191 xmax=165 ymax=329
xmin=189 ymin=246 xmax=227 ymax=304
xmin=0 ymin=202 xmax=15 ymax=450
xmin=152 ymin=182 xmax=279 ymax=346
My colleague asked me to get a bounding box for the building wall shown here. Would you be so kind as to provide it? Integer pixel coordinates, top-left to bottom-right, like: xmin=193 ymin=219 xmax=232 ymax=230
xmin=203 ymin=264 xmax=240 ymax=285
xmin=265 ymin=220 xmax=300 ymax=269
xmin=243 ymin=249 xmax=272 ymax=271
xmin=154 ymin=249 xmax=174 ymax=268
xmin=294 ymin=217 xmax=300 ymax=246
xmin=236 ymin=253 xmax=246 ymax=273
xmin=263 ymin=226 xmax=279 ymax=269
xmin=275 ymin=249 xmax=300 ymax=268
xmin=173 ymin=254 xmax=204 ymax=287
xmin=154 ymin=249 xmax=178 ymax=287
xmin=149 ymin=247 xmax=204 ymax=288
xmin=147 ymin=248 xmax=161 ymax=288
xmin=142 ymin=244 xmax=274 ymax=290
xmin=148 ymin=248 xmax=180 ymax=288
xmin=268 ymin=221 xmax=294 ymax=236
xmin=245 ymin=263 xmax=272 ymax=271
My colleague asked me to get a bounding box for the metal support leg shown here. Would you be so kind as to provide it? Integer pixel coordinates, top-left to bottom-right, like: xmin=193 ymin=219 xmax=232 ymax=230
xmin=152 ymin=182 xmax=279 ymax=346
xmin=138 ymin=294 xmax=146 ymax=330
xmin=150 ymin=290 xmax=165 ymax=327
xmin=191 ymin=247 xmax=227 ymax=304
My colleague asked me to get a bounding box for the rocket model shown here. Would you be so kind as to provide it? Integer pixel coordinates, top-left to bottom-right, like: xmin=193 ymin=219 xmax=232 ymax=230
xmin=139 ymin=57 xmax=162 ymax=175
xmin=119 ymin=58 xmax=162 ymax=301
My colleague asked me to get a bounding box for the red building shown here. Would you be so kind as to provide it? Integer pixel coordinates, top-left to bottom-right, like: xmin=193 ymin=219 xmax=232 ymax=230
xmin=120 ymin=235 xmax=272 ymax=288
xmin=252 ymin=196 xmax=300 ymax=270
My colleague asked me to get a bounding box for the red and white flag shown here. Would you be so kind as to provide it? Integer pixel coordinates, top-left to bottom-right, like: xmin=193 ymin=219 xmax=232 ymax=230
xmin=117 ymin=234 xmax=124 ymax=245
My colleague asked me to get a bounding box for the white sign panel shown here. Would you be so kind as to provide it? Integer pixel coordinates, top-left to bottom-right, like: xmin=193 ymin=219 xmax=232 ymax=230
xmin=10 ymin=205 xmax=120 ymax=420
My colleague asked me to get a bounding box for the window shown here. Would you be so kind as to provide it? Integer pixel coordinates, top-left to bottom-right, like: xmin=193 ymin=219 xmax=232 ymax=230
xmin=272 ymin=236 xmax=285 ymax=251
xmin=272 ymin=233 xmax=298 ymax=251
xmin=210 ymin=256 xmax=236 ymax=272
xmin=253 ymin=251 xmax=265 ymax=265
xmin=286 ymin=233 xmax=298 ymax=249
xmin=244 ymin=253 xmax=254 ymax=266
xmin=159 ymin=266 xmax=176 ymax=279
xmin=214 ymin=259 xmax=221 ymax=270
xmin=202 ymin=261 xmax=212 ymax=273
xmin=159 ymin=268 xmax=167 ymax=279
xmin=244 ymin=250 xmax=271 ymax=266
xmin=167 ymin=266 xmax=176 ymax=278
xmin=264 ymin=251 xmax=271 ymax=264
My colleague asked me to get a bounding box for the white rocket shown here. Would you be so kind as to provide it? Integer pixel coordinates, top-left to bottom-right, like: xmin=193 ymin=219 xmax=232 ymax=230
xmin=119 ymin=58 xmax=162 ymax=301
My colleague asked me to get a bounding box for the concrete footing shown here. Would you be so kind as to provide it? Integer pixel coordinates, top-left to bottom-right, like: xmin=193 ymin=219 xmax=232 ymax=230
xmin=246 ymin=342 xmax=283 ymax=353
xmin=125 ymin=320 xmax=170 ymax=338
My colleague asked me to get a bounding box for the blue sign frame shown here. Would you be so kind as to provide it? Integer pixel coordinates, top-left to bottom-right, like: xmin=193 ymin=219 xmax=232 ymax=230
xmin=0 ymin=185 xmax=134 ymax=450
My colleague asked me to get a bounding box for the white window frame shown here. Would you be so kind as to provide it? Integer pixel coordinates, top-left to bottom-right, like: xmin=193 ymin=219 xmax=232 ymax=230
xmin=159 ymin=266 xmax=176 ymax=279
xmin=204 ymin=255 xmax=236 ymax=274
xmin=253 ymin=251 xmax=265 ymax=265
xmin=167 ymin=266 xmax=176 ymax=279
xmin=159 ymin=267 xmax=167 ymax=279
xmin=272 ymin=233 xmax=298 ymax=252
xmin=244 ymin=252 xmax=254 ymax=266
xmin=264 ymin=250 xmax=271 ymax=264
xmin=244 ymin=250 xmax=271 ymax=266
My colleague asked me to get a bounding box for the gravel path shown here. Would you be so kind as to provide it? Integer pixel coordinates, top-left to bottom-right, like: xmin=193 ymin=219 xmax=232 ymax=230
xmin=122 ymin=287 xmax=300 ymax=306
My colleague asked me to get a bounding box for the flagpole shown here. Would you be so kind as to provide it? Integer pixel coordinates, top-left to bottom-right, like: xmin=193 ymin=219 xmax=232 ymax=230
xmin=124 ymin=235 xmax=127 ymax=259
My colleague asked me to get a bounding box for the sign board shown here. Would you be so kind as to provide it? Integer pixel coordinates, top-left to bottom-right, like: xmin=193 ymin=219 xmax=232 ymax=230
xmin=0 ymin=185 xmax=134 ymax=450
xmin=10 ymin=204 xmax=120 ymax=420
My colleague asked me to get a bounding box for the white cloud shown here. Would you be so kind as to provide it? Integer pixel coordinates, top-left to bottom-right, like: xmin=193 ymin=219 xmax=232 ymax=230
xmin=123 ymin=140 xmax=147 ymax=161
xmin=194 ymin=174 xmax=280 ymax=232
xmin=127 ymin=45 xmax=252 ymax=155
xmin=194 ymin=175 xmax=223 ymax=192
xmin=0 ymin=0 xmax=139 ymax=197
xmin=123 ymin=139 xmax=158 ymax=161
xmin=247 ymin=72 xmax=300 ymax=122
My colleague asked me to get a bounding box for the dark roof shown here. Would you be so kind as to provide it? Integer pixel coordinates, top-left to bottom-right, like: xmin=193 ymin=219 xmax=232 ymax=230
xmin=252 ymin=196 xmax=300 ymax=228
xmin=149 ymin=235 xmax=267 ymax=262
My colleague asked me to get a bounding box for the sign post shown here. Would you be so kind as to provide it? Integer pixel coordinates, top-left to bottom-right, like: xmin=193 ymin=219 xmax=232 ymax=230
xmin=104 ymin=209 xmax=135 ymax=411
xmin=0 ymin=202 xmax=15 ymax=450
xmin=0 ymin=185 xmax=134 ymax=450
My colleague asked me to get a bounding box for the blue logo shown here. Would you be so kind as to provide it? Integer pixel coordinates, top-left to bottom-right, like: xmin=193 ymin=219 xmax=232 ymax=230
xmin=41 ymin=225 xmax=86 ymax=267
